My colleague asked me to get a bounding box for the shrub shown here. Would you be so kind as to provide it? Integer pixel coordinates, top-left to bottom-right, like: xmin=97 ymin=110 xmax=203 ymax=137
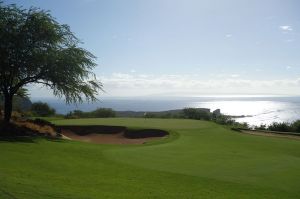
xmin=291 ymin=120 xmax=300 ymax=133
xmin=234 ymin=122 xmax=249 ymax=129
xmin=65 ymin=110 xmax=84 ymax=119
xmin=90 ymin=108 xmax=116 ymax=118
xmin=268 ymin=122 xmax=292 ymax=132
xmin=254 ymin=124 xmax=267 ymax=130
xmin=64 ymin=113 xmax=80 ymax=119
xmin=31 ymin=102 xmax=56 ymax=117
xmin=144 ymin=113 xmax=156 ymax=118
xmin=182 ymin=108 xmax=211 ymax=120
xmin=65 ymin=108 xmax=116 ymax=119
xmin=214 ymin=115 xmax=235 ymax=125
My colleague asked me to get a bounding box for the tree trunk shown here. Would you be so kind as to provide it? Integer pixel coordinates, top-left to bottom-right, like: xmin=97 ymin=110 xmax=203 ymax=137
xmin=3 ymin=93 xmax=13 ymax=124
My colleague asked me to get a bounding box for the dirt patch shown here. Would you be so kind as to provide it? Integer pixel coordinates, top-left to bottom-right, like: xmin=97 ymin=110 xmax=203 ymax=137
xmin=241 ymin=130 xmax=300 ymax=140
xmin=60 ymin=125 xmax=168 ymax=145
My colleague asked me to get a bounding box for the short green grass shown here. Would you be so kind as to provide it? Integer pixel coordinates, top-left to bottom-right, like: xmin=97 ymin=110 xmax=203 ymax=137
xmin=1 ymin=118 xmax=300 ymax=198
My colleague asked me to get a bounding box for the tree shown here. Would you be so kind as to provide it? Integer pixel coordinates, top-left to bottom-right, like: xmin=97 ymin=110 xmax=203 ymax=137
xmin=182 ymin=108 xmax=211 ymax=120
xmin=65 ymin=108 xmax=116 ymax=119
xmin=0 ymin=3 xmax=102 ymax=124
xmin=91 ymin=108 xmax=116 ymax=118
xmin=0 ymin=87 xmax=31 ymax=117
xmin=30 ymin=102 xmax=55 ymax=117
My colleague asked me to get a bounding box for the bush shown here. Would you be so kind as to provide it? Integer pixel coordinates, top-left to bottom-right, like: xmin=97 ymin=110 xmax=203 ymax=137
xmin=65 ymin=108 xmax=116 ymax=119
xmin=182 ymin=108 xmax=211 ymax=120
xmin=268 ymin=122 xmax=292 ymax=132
xmin=91 ymin=108 xmax=116 ymax=118
xmin=64 ymin=113 xmax=80 ymax=119
xmin=65 ymin=110 xmax=83 ymax=119
xmin=254 ymin=124 xmax=267 ymax=130
xmin=144 ymin=113 xmax=156 ymax=118
xmin=214 ymin=115 xmax=235 ymax=125
xmin=291 ymin=120 xmax=300 ymax=133
xmin=252 ymin=121 xmax=300 ymax=133
xmin=31 ymin=102 xmax=56 ymax=117
xmin=234 ymin=122 xmax=249 ymax=129
xmin=144 ymin=112 xmax=184 ymax=119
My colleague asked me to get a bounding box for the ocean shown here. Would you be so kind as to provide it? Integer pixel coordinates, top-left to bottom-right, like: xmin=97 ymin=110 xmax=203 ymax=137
xmin=38 ymin=96 xmax=300 ymax=126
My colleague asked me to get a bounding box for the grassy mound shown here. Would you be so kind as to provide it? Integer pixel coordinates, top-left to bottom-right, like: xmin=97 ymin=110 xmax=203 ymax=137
xmin=0 ymin=118 xmax=300 ymax=198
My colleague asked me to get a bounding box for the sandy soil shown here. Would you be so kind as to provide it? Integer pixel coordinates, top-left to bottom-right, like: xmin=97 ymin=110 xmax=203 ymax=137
xmin=61 ymin=129 xmax=163 ymax=144
xmin=241 ymin=130 xmax=300 ymax=140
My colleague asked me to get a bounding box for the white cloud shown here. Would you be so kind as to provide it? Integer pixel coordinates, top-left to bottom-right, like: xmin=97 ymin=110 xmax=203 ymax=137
xmin=286 ymin=66 xmax=292 ymax=70
xmin=27 ymin=73 xmax=300 ymax=98
xmin=98 ymin=73 xmax=300 ymax=96
xmin=210 ymin=73 xmax=240 ymax=78
xmin=225 ymin=34 xmax=232 ymax=38
xmin=230 ymin=74 xmax=240 ymax=78
xmin=279 ymin=25 xmax=293 ymax=32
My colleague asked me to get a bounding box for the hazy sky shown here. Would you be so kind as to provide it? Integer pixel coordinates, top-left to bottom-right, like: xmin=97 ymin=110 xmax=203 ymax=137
xmin=6 ymin=0 xmax=300 ymax=97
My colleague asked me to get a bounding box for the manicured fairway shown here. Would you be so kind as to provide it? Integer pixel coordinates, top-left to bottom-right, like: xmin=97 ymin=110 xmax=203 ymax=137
xmin=1 ymin=118 xmax=300 ymax=198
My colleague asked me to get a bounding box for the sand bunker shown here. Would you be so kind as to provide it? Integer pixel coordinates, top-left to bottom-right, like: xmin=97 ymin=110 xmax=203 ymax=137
xmin=60 ymin=125 xmax=168 ymax=145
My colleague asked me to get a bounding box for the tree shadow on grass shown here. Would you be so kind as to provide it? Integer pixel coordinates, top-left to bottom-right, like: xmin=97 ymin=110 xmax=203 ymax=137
xmin=0 ymin=136 xmax=39 ymax=143
xmin=0 ymin=135 xmax=65 ymax=144
xmin=45 ymin=137 xmax=66 ymax=143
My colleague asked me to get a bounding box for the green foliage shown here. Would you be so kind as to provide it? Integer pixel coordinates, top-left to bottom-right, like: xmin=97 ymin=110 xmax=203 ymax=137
xmin=65 ymin=110 xmax=84 ymax=119
xmin=0 ymin=2 xmax=102 ymax=122
xmin=291 ymin=120 xmax=300 ymax=133
xmin=233 ymin=122 xmax=249 ymax=129
xmin=254 ymin=124 xmax=267 ymax=130
xmin=30 ymin=102 xmax=56 ymax=117
xmin=144 ymin=112 xmax=183 ymax=119
xmin=213 ymin=114 xmax=235 ymax=125
xmin=182 ymin=108 xmax=211 ymax=120
xmin=212 ymin=115 xmax=250 ymax=129
xmin=267 ymin=122 xmax=293 ymax=132
xmin=91 ymin=108 xmax=116 ymax=118
xmin=144 ymin=113 xmax=157 ymax=118
xmin=65 ymin=108 xmax=116 ymax=118
xmin=264 ymin=120 xmax=300 ymax=133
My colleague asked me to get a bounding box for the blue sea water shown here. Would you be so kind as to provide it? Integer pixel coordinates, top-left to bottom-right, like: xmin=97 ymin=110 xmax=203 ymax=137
xmin=36 ymin=96 xmax=300 ymax=126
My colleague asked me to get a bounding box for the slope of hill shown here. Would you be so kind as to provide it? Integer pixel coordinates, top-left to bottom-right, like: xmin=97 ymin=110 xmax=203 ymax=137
xmin=0 ymin=118 xmax=300 ymax=198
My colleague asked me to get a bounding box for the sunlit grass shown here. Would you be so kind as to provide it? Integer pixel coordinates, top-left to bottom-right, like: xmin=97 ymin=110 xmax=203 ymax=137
xmin=0 ymin=118 xmax=300 ymax=198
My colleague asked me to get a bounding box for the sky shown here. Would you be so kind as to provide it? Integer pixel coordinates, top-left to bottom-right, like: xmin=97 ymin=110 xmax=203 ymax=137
xmin=5 ymin=0 xmax=300 ymax=97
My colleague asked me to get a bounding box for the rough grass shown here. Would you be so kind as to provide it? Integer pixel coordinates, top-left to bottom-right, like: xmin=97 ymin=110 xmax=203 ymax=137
xmin=0 ymin=118 xmax=300 ymax=198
